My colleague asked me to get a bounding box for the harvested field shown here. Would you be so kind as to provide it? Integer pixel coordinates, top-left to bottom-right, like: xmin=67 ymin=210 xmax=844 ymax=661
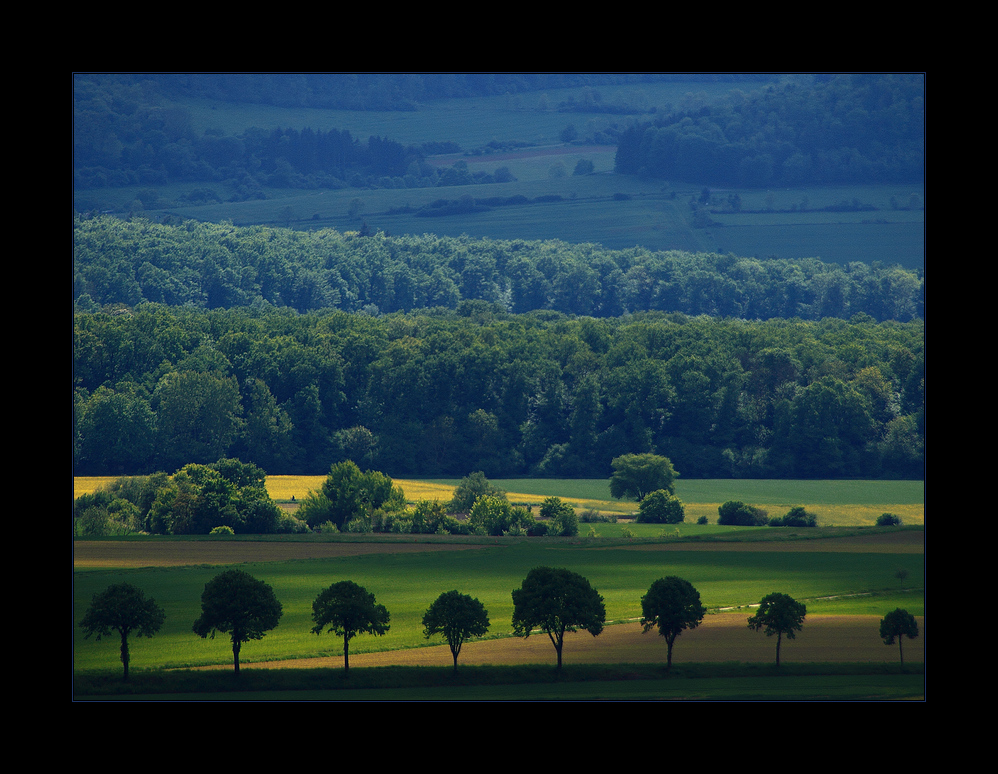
xmin=73 ymin=540 xmax=487 ymax=569
xmin=216 ymin=614 xmax=924 ymax=671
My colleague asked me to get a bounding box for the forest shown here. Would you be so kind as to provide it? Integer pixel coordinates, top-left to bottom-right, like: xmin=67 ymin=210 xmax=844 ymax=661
xmin=73 ymin=215 xmax=922 ymax=322
xmin=73 ymin=299 xmax=924 ymax=481
xmin=73 ymin=73 xmax=925 ymax=484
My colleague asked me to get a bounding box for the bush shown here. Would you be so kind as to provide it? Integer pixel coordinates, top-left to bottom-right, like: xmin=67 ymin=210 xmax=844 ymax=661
xmin=636 ymin=490 xmax=685 ymax=524
xmin=717 ymin=500 xmax=769 ymax=526
xmin=210 ymin=525 xmax=235 ymax=535
xmin=769 ymin=506 xmax=818 ymax=528
xmin=877 ymin=512 xmax=903 ymax=526
xmin=697 ymin=515 xmax=709 ymax=525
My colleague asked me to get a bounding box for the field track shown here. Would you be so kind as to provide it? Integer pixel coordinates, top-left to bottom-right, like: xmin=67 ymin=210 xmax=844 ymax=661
xmin=197 ymin=613 xmax=924 ymax=670
xmin=73 ymin=530 xmax=922 ymax=569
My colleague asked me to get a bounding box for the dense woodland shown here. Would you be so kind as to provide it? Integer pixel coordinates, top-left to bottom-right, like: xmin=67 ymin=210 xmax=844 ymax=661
xmin=74 ymin=298 xmax=924 ymax=481
xmin=614 ymin=74 xmax=924 ymax=187
xmin=74 ymin=216 xmax=922 ymax=322
xmin=74 ymin=73 xmax=922 ymax=194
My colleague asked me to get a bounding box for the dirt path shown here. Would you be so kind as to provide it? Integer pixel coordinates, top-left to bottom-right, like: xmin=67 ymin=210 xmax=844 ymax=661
xmin=220 ymin=614 xmax=924 ymax=671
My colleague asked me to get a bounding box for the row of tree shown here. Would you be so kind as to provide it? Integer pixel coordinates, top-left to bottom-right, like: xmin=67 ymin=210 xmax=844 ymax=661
xmin=80 ymin=571 xmax=921 ymax=680
xmin=74 ymin=215 xmax=923 ymax=322
xmin=74 ymin=302 xmax=924 ymax=480
xmin=614 ymin=74 xmax=924 ymax=187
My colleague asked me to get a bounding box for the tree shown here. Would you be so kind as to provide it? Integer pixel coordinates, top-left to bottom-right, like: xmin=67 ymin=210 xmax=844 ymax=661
xmin=192 ymin=569 xmax=283 ymax=675
xmin=640 ymin=576 xmax=706 ymax=670
xmin=468 ymin=495 xmax=533 ymax=536
xmin=879 ymin=608 xmax=919 ymax=666
xmin=422 ymin=590 xmax=491 ymax=673
xmin=448 ymin=471 xmax=506 ymax=513
xmin=747 ymin=592 xmax=807 ymax=666
xmin=299 ymin=460 xmax=405 ymax=531
xmin=511 ymin=567 xmax=606 ymax=669
xmin=311 ymin=581 xmax=390 ymax=674
xmin=636 ymin=489 xmax=685 ymax=524
xmin=79 ymin=583 xmax=166 ymax=681
xmin=609 ymin=453 xmax=678 ymax=501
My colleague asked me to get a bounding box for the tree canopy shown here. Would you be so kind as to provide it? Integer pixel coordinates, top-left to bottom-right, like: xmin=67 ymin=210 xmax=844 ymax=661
xmin=192 ymin=569 xmax=283 ymax=674
xmin=78 ymin=583 xmax=166 ymax=680
xmin=747 ymin=592 xmax=807 ymax=667
xmin=610 ymin=453 xmax=679 ymax=501
xmin=640 ymin=576 xmax=706 ymax=670
xmin=311 ymin=580 xmax=390 ymax=674
xmin=511 ymin=566 xmax=606 ymax=669
xmin=422 ymin=590 xmax=491 ymax=672
xmin=636 ymin=489 xmax=685 ymax=523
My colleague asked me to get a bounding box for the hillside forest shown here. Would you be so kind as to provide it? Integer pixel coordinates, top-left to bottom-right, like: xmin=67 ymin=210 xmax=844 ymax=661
xmin=73 ymin=73 xmax=925 ymax=486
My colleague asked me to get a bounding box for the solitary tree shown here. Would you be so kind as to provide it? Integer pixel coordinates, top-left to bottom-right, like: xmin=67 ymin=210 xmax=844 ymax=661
xmin=747 ymin=592 xmax=807 ymax=666
xmin=422 ymin=590 xmax=491 ymax=673
xmin=879 ymin=608 xmax=919 ymax=666
xmin=311 ymin=580 xmax=390 ymax=674
xmin=511 ymin=566 xmax=605 ymax=669
xmin=192 ymin=569 xmax=283 ymax=675
xmin=640 ymin=576 xmax=706 ymax=670
xmin=79 ymin=583 xmax=166 ymax=681
xmin=609 ymin=453 xmax=678 ymax=501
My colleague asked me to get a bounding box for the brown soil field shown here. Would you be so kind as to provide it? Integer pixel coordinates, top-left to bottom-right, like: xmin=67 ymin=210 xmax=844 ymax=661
xmin=220 ymin=614 xmax=924 ymax=671
xmin=73 ymin=540 xmax=488 ymax=569
xmin=74 ymin=530 xmax=922 ymax=569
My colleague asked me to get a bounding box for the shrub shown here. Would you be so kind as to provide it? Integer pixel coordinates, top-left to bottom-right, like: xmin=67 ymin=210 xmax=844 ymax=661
xmin=636 ymin=490 xmax=685 ymax=524
xmin=210 ymin=525 xmax=235 ymax=535
xmin=717 ymin=500 xmax=769 ymax=526
xmin=579 ymin=508 xmax=616 ymax=523
xmin=697 ymin=515 xmax=709 ymax=525
xmin=877 ymin=512 xmax=903 ymax=526
xmin=769 ymin=506 xmax=818 ymax=528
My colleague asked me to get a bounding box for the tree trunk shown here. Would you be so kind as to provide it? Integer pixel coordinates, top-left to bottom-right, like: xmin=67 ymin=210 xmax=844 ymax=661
xmin=343 ymin=634 xmax=350 ymax=674
xmin=776 ymin=632 xmax=782 ymax=667
xmin=233 ymin=639 xmax=241 ymax=675
xmin=119 ymin=631 xmax=130 ymax=681
xmin=899 ymin=639 xmax=904 ymax=666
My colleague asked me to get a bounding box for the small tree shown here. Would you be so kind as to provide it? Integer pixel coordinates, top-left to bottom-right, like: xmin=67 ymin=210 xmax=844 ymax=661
xmin=192 ymin=569 xmax=283 ymax=675
xmin=880 ymin=608 xmax=919 ymax=666
xmin=79 ymin=583 xmax=166 ymax=681
xmin=640 ymin=577 xmax=706 ymax=670
xmin=511 ymin=566 xmax=606 ymax=669
xmin=540 ymin=496 xmax=579 ymax=536
xmin=877 ymin=512 xmax=903 ymax=526
xmin=747 ymin=592 xmax=806 ymax=667
xmin=311 ymin=581 xmax=390 ymax=674
xmin=448 ymin=471 xmax=506 ymax=513
xmin=636 ymin=489 xmax=685 ymax=524
xmin=422 ymin=590 xmax=491 ymax=673
xmin=609 ymin=453 xmax=678 ymax=501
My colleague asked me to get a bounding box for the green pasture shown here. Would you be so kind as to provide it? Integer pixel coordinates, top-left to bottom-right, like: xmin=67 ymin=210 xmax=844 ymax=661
xmin=73 ymin=538 xmax=924 ymax=674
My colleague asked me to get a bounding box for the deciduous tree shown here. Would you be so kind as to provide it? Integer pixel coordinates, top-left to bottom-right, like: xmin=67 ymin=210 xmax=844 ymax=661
xmin=609 ymin=453 xmax=678 ymax=501
xmin=747 ymin=592 xmax=806 ymax=666
xmin=879 ymin=608 xmax=919 ymax=666
xmin=422 ymin=590 xmax=490 ymax=673
xmin=192 ymin=569 xmax=283 ymax=674
xmin=511 ymin=567 xmax=605 ymax=669
xmin=640 ymin=576 xmax=706 ymax=670
xmin=311 ymin=580 xmax=390 ymax=674
xmin=79 ymin=583 xmax=166 ymax=681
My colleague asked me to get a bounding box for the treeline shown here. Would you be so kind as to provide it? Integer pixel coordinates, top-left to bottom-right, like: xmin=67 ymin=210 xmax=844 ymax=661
xmin=73 ymin=303 xmax=924 ymax=480
xmin=614 ymin=74 xmax=924 ymax=187
xmin=74 ymin=215 xmax=923 ymax=322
